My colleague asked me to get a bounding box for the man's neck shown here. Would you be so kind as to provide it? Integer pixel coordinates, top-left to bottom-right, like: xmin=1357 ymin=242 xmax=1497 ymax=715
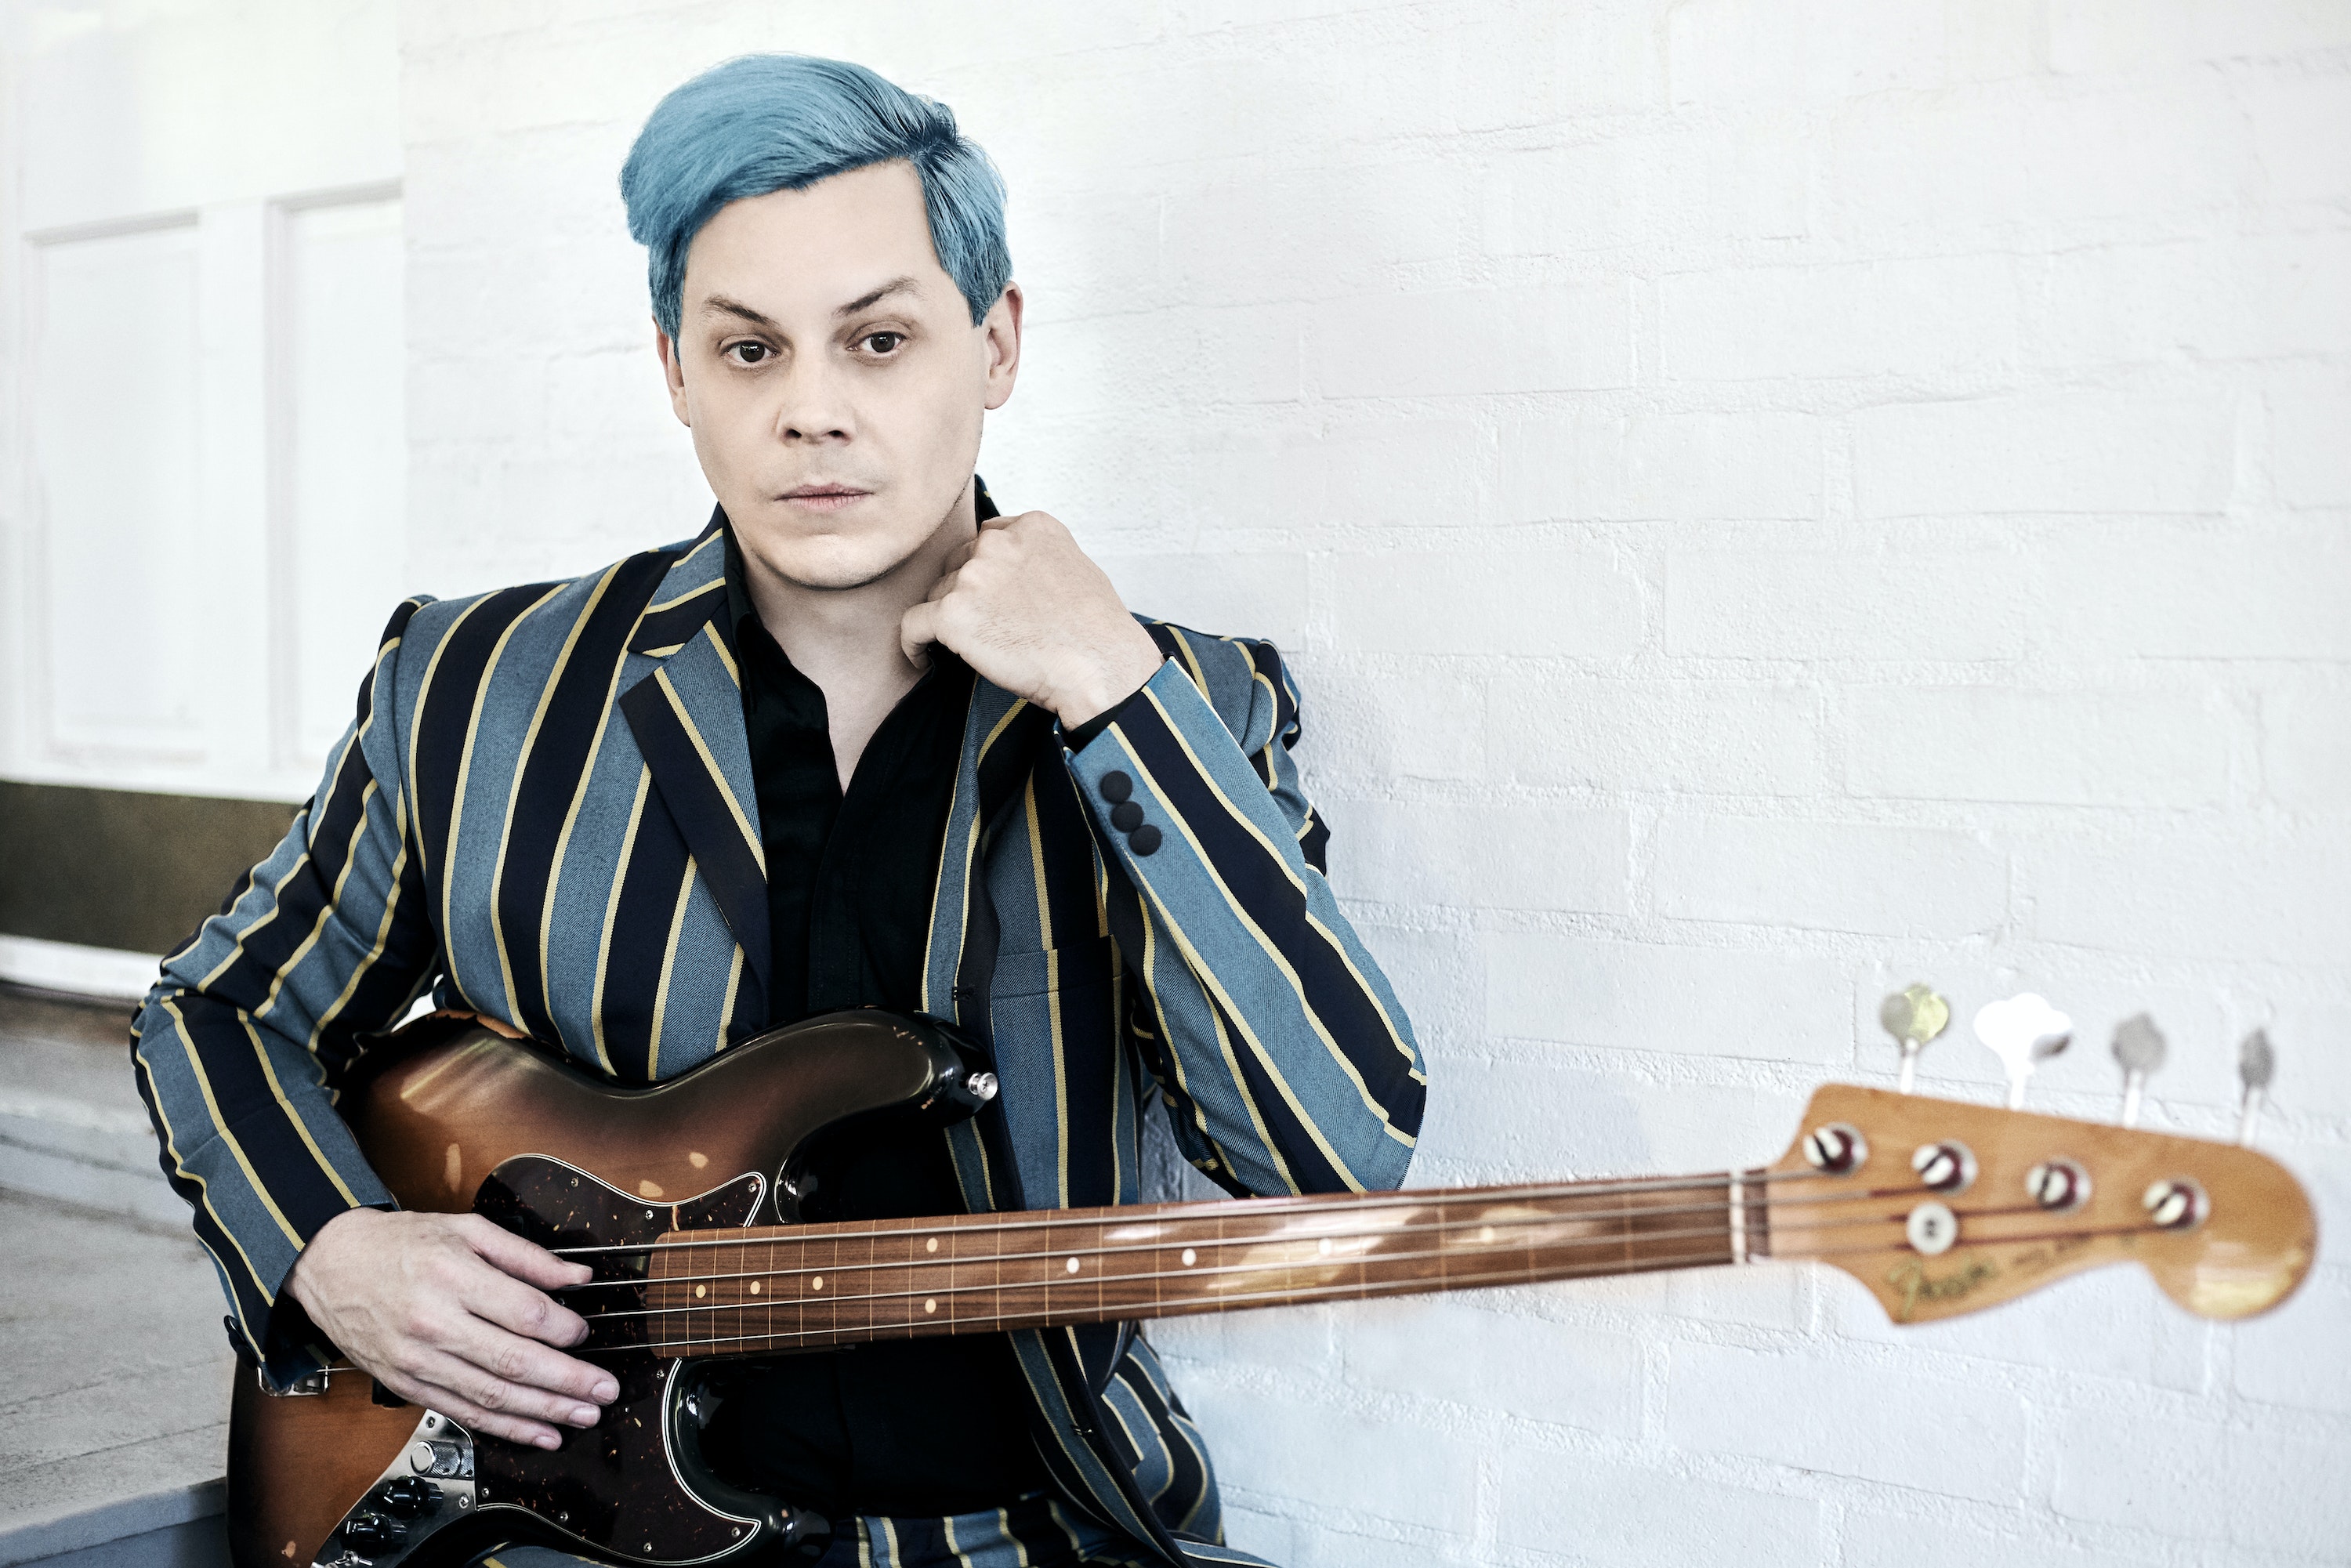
xmin=735 ymin=481 xmax=976 ymax=789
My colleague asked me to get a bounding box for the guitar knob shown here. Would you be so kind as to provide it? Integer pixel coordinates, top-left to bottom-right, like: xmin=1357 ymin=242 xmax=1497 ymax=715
xmin=341 ymin=1512 xmax=406 ymax=1553
xmin=1910 ymin=1141 xmax=1976 ymax=1194
xmin=373 ymin=1476 xmax=439 ymax=1519
xmin=2143 ymin=1177 xmax=2208 ymax=1231
xmin=2027 ymin=1158 xmax=2090 ymax=1211
xmin=1802 ymin=1123 xmax=1867 ymax=1175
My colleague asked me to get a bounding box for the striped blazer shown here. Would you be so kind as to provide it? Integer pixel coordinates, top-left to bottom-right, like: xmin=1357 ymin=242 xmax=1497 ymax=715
xmin=130 ymin=512 xmax=1427 ymax=1566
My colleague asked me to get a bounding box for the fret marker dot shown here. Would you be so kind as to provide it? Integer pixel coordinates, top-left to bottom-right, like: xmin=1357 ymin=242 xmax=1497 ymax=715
xmin=749 ymin=1280 xmax=761 ymax=1295
xmin=812 ymin=1276 xmax=824 ymax=1291
xmin=1480 ymin=1226 xmax=1495 ymax=1244
xmin=924 ymin=1298 xmax=936 ymax=1314
xmin=694 ymin=1285 xmax=706 ymax=1298
xmin=1181 ymin=1248 xmax=1197 ymax=1266
xmin=1066 ymin=1257 xmax=1081 ymax=1274
xmin=926 ymin=1237 xmax=940 ymax=1254
xmin=1318 ymin=1237 xmax=1333 ymax=1256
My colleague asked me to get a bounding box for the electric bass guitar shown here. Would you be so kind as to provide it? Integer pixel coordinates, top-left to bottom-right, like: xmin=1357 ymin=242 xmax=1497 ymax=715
xmin=228 ymin=1009 xmax=2314 ymax=1568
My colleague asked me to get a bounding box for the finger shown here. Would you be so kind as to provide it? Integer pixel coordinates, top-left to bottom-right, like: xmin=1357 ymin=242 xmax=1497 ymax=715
xmin=979 ymin=509 xmax=1020 ymax=534
xmin=458 ymin=1214 xmax=592 ymax=1289
xmin=392 ymin=1354 xmax=574 ymax=1450
xmin=456 ymin=1321 xmax=618 ymax=1411
xmin=460 ymin=1262 xmax=598 ymax=1355
xmin=423 ymin=1328 xmax=614 ymax=1429
xmin=924 ymin=567 xmax=960 ymax=604
xmin=900 ymin=601 xmax=938 ymax=668
xmin=940 ymin=538 xmax=976 ymax=574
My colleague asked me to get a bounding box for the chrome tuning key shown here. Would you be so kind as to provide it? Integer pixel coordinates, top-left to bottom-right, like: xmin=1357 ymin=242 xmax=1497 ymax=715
xmin=2237 ymin=1028 xmax=2276 ymax=1145
xmin=1973 ymin=993 xmax=2073 ymax=1110
xmin=1879 ymin=983 xmax=1951 ymax=1095
xmin=2109 ymin=1013 xmax=2166 ymax=1128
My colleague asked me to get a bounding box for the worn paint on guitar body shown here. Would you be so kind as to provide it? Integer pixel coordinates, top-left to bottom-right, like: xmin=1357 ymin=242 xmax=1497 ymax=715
xmin=227 ymin=1010 xmax=991 ymax=1568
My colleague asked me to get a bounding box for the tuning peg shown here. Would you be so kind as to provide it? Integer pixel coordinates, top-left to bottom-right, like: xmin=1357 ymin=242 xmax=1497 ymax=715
xmin=1878 ymin=983 xmax=1951 ymax=1095
xmin=2109 ymin=1013 xmax=2166 ymax=1128
xmin=1973 ymin=994 xmax=2073 ymax=1110
xmin=2237 ymin=1028 xmax=2276 ymax=1145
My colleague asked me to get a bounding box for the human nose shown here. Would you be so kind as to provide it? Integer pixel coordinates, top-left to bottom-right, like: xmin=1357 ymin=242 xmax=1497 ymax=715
xmin=770 ymin=354 xmax=853 ymax=444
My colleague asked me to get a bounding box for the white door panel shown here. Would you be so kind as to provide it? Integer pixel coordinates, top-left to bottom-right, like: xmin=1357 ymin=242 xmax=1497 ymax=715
xmin=29 ymin=220 xmax=205 ymax=760
xmin=281 ymin=194 xmax=407 ymax=771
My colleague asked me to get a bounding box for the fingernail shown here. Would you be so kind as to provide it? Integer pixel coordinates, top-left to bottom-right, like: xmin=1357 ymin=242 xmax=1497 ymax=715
xmin=571 ymin=1404 xmax=599 ymax=1425
xmin=536 ymin=1431 xmax=562 ymax=1450
xmin=592 ymin=1379 xmax=618 ymax=1403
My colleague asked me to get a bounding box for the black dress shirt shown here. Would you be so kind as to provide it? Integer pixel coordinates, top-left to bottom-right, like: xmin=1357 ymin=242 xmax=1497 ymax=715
xmin=697 ymin=516 xmax=1049 ymax=1520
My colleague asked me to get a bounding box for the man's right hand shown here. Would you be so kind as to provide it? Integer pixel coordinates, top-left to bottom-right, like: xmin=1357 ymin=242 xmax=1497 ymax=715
xmin=283 ymin=1208 xmax=618 ymax=1449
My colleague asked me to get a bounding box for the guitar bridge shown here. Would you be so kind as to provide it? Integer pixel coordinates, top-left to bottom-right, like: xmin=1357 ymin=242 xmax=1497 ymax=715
xmin=260 ymin=1366 xmax=334 ymax=1397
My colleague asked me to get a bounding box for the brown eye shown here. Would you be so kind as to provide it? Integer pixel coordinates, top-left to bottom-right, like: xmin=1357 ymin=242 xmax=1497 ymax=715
xmin=862 ymin=332 xmax=904 ymax=355
xmin=729 ymin=342 xmax=770 ymax=364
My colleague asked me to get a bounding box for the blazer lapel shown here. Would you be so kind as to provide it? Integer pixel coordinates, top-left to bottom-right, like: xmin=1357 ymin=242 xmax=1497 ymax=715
xmin=617 ymin=526 xmax=773 ymax=1023
xmin=928 ymin=676 xmax=1056 ymax=1216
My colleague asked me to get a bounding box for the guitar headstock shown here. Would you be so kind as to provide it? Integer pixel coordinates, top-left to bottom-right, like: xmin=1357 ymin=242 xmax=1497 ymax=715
xmin=1766 ymin=1085 xmax=2315 ymax=1324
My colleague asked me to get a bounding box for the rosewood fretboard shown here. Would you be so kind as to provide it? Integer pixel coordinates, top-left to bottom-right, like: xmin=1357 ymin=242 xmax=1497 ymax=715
xmin=630 ymin=1176 xmax=1777 ymax=1358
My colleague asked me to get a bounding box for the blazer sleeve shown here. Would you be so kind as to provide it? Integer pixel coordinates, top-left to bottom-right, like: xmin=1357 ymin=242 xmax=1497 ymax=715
xmin=129 ymin=598 xmax=441 ymax=1388
xmin=1062 ymin=630 xmax=1426 ymax=1197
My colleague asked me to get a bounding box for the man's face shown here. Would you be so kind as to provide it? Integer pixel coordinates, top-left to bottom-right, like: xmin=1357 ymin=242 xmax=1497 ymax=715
xmin=660 ymin=160 xmax=1020 ymax=591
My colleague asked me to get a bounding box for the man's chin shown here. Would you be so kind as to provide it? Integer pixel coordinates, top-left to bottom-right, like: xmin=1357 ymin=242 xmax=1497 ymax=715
xmin=752 ymin=534 xmax=929 ymax=594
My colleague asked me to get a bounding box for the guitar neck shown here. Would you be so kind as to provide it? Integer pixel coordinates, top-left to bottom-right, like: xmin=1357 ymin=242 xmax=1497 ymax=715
xmin=637 ymin=1174 xmax=1775 ymax=1359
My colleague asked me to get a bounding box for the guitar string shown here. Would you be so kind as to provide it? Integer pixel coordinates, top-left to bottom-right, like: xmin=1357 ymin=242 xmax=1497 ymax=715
xmin=1790 ymin=1221 xmax=2169 ymax=1260
xmin=631 ymin=1247 xmax=1750 ymax=1356
xmin=542 ymin=1166 xmax=1863 ymax=1262
xmin=582 ymin=1214 xmax=1792 ymax=1327
xmin=575 ymin=1200 xmax=2110 ymax=1331
xmin=625 ymin=1219 xmax=2179 ymax=1356
xmin=555 ymin=1187 xmax=1967 ymax=1307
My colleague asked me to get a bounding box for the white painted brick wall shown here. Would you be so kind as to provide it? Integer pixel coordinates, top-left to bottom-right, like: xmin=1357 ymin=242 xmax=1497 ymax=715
xmin=398 ymin=2 xmax=2350 ymax=1562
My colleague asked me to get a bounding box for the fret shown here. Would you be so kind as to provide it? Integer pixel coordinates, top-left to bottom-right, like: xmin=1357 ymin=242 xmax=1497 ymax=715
xmin=872 ymin=1219 xmax=912 ymax=1340
xmin=757 ymin=1228 xmax=778 ymax=1347
xmin=802 ymin=1225 xmax=831 ymax=1342
xmin=852 ymin=1222 xmax=875 ymax=1343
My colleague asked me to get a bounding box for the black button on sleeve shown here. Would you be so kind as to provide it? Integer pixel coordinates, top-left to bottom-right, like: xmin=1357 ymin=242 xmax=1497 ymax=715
xmin=1110 ymin=801 xmax=1144 ymax=832
xmin=1100 ymin=770 xmax=1133 ymax=803
xmin=1128 ymin=824 xmax=1162 ymax=856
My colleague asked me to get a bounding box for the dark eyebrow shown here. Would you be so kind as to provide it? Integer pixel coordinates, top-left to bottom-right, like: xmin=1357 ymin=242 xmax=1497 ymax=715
xmin=836 ymin=276 xmax=921 ymax=317
xmin=701 ymin=295 xmax=777 ymax=328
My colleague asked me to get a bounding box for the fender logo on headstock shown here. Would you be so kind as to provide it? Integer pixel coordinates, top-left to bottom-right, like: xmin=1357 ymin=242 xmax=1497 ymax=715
xmin=1886 ymin=1256 xmax=1997 ymax=1322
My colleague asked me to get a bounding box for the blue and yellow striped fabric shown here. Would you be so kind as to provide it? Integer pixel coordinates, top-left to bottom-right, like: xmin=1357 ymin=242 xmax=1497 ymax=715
xmin=129 ymin=512 xmax=1425 ymax=1566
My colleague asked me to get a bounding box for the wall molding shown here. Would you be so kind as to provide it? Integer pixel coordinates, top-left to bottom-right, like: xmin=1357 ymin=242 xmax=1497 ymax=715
xmin=0 ymin=935 xmax=159 ymax=1003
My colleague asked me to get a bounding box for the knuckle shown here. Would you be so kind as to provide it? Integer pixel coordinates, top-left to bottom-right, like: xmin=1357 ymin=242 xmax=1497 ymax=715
xmin=473 ymin=1377 xmax=511 ymax=1411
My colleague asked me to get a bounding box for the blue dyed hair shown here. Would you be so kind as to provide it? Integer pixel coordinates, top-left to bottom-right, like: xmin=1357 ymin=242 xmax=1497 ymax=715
xmin=621 ymin=55 xmax=1011 ymax=335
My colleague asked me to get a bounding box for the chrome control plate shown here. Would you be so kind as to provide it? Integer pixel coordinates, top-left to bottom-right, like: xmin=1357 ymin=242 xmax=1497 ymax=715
xmin=312 ymin=1408 xmax=477 ymax=1567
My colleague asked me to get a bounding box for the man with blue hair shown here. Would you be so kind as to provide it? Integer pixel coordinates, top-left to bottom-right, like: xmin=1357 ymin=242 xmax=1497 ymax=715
xmin=132 ymin=54 xmax=1423 ymax=1568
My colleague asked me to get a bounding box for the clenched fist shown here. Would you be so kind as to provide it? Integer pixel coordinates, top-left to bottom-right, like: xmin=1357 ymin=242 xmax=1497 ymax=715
xmin=899 ymin=509 xmax=1164 ymax=730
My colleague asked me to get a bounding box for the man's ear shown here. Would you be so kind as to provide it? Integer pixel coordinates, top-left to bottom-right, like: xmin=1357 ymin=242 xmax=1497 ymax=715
xmin=656 ymin=323 xmax=691 ymax=427
xmin=981 ymin=283 xmax=1023 ymax=412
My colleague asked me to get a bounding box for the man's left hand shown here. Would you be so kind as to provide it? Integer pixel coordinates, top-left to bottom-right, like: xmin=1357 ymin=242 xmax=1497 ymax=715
xmin=900 ymin=509 xmax=1164 ymax=730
